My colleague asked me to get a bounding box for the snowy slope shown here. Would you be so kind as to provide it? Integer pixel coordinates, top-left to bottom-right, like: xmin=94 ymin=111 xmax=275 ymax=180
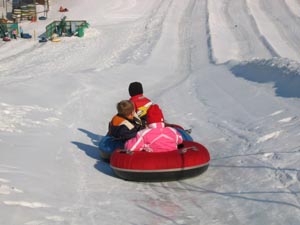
xmin=1 ymin=0 xmax=300 ymax=224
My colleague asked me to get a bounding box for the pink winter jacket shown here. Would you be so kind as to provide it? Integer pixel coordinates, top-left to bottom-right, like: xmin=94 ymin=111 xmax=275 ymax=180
xmin=125 ymin=122 xmax=183 ymax=152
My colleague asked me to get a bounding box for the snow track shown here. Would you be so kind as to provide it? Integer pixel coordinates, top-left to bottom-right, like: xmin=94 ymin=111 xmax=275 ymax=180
xmin=209 ymin=0 xmax=300 ymax=63
xmin=246 ymin=0 xmax=300 ymax=61
xmin=257 ymin=0 xmax=300 ymax=60
xmin=285 ymin=0 xmax=300 ymax=17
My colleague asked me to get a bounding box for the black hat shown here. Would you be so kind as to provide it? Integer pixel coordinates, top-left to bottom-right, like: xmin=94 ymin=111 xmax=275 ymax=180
xmin=128 ymin=82 xmax=143 ymax=97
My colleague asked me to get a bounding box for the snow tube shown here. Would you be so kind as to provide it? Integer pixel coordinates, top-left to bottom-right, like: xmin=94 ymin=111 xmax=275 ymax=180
xmin=110 ymin=140 xmax=210 ymax=182
xmin=167 ymin=124 xmax=193 ymax=141
xmin=51 ymin=37 xmax=61 ymax=42
xmin=3 ymin=37 xmax=10 ymax=41
xmin=98 ymin=135 xmax=124 ymax=160
xmin=98 ymin=124 xmax=191 ymax=160
xmin=39 ymin=16 xmax=47 ymax=20
xmin=175 ymin=128 xmax=193 ymax=141
xmin=21 ymin=33 xmax=32 ymax=39
xmin=39 ymin=37 xmax=48 ymax=43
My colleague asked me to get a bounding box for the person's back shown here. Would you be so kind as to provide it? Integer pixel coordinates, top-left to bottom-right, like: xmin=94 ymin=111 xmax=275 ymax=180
xmin=128 ymin=82 xmax=152 ymax=121
xmin=125 ymin=104 xmax=183 ymax=152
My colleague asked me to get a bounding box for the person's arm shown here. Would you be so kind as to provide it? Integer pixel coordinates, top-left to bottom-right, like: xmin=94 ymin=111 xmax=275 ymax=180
xmin=117 ymin=125 xmax=137 ymax=141
xmin=125 ymin=133 xmax=144 ymax=151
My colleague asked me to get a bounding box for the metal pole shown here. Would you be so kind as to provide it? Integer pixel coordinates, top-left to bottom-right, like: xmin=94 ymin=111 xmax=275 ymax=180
xmin=2 ymin=0 xmax=4 ymax=18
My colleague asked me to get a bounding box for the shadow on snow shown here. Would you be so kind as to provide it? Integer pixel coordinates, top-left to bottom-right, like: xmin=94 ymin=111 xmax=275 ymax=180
xmin=228 ymin=58 xmax=300 ymax=98
xmin=71 ymin=128 xmax=115 ymax=178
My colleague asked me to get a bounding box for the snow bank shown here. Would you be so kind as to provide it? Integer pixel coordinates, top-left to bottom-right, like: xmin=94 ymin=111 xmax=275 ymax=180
xmin=228 ymin=57 xmax=300 ymax=98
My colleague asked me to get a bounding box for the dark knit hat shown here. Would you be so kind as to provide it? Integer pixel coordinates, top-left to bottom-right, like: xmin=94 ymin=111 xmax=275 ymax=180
xmin=129 ymin=82 xmax=143 ymax=97
xmin=147 ymin=104 xmax=164 ymax=124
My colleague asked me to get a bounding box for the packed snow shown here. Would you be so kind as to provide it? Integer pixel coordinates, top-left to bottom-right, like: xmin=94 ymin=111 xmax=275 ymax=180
xmin=1 ymin=0 xmax=300 ymax=224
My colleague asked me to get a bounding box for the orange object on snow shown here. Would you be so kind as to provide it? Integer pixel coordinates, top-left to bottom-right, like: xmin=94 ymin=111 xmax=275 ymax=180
xmin=59 ymin=6 xmax=68 ymax=12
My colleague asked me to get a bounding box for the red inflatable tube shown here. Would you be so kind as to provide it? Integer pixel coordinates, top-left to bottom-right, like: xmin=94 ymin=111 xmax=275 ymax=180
xmin=110 ymin=141 xmax=210 ymax=182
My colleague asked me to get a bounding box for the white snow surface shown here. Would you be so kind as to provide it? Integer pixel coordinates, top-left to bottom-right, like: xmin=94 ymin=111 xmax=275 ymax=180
xmin=1 ymin=0 xmax=300 ymax=224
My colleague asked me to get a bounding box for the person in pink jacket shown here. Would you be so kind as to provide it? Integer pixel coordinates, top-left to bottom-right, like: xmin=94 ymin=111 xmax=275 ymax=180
xmin=125 ymin=104 xmax=183 ymax=152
